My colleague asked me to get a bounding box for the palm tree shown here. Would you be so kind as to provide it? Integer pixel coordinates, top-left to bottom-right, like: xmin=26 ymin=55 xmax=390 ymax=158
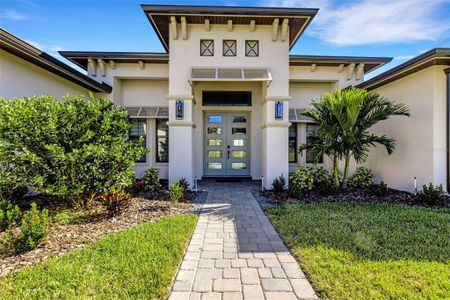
xmin=301 ymin=88 xmax=410 ymax=184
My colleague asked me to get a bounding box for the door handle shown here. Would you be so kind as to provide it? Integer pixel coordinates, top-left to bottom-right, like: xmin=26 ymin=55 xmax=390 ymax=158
xmin=227 ymin=150 xmax=230 ymax=159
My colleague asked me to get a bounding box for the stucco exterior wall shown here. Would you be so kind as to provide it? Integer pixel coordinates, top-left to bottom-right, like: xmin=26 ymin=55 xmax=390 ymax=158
xmin=367 ymin=66 xmax=448 ymax=192
xmin=0 ymin=50 xmax=89 ymax=99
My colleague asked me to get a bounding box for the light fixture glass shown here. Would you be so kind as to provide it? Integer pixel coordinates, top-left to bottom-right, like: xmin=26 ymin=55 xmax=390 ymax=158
xmin=175 ymin=100 xmax=184 ymax=119
xmin=275 ymin=101 xmax=283 ymax=120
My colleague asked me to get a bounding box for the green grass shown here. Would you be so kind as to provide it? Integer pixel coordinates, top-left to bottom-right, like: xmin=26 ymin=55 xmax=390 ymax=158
xmin=265 ymin=203 xmax=450 ymax=299
xmin=0 ymin=214 xmax=198 ymax=300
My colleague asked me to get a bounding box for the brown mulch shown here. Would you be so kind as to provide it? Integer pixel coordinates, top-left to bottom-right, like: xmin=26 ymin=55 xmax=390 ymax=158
xmin=0 ymin=193 xmax=197 ymax=278
xmin=260 ymin=187 xmax=449 ymax=208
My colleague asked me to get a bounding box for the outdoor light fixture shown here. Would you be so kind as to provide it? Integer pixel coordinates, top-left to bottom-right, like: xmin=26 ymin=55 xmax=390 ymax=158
xmin=175 ymin=100 xmax=184 ymax=119
xmin=275 ymin=101 xmax=283 ymax=120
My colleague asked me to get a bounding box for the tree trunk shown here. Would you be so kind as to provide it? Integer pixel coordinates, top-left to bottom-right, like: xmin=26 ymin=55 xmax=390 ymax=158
xmin=332 ymin=154 xmax=339 ymax=186
xmin=343 ymin=155 xmax=350 ymax=185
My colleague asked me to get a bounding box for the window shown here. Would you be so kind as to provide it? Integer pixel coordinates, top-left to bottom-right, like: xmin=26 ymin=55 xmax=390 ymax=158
xmin=306 ymin=124 xmax=323 ymax=164
xmin=289 ymin=124 xmax=297 ymax=163
xmin=200 ymin=40 xmax=214 ymax=56
xmin=245 ymin=40 xmax=259 ymax=57
xmin=203 ymin=91 xmax=251 ymax=106
xmin=156 ymin=119 xmax=169 ymax=162
xmin=208 ymin=116 xmax=223 ymax=123
xmin=130 ymin=119 xmax=147 ymax=163
xmin=223 ymin=40 xmax=237 ymax=56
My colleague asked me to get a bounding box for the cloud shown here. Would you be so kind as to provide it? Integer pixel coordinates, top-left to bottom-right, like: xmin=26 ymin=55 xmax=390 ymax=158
xmin=265 ymin=0 xmax=450 ymax=46
xmin=393 ymin=55 xmax=415 ymax=61
xmin=0 ymin=8 xmax=28 ymax=21
xmin=25 ymin=40 xmax=66 ymax=57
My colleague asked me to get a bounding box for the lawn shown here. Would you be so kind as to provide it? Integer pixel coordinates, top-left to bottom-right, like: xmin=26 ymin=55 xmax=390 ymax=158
xmin=0 ymin=214 xmax=198 ymax=299
xmin=265 ymin=202 xmax=450 ymax=299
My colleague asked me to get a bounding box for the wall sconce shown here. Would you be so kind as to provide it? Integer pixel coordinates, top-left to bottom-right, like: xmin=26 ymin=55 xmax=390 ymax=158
xmin=275 ymin=101 xmax=283 ymax=120
xmin=175 ymin=100 xmax=184 ymax=120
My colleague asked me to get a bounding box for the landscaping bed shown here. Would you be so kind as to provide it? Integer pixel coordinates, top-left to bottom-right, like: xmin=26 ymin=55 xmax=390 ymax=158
xmin=0 ymin=190 xmax=203 ymax=277
xmin=0 ymin=214 xmax=198 ymax=299
xmin=265 ymin=202 xmax=450 ymax=299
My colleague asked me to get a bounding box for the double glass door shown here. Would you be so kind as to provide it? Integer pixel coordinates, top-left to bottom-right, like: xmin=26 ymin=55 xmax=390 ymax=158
xmin=204 ymin=112 xmax=250 ymax=176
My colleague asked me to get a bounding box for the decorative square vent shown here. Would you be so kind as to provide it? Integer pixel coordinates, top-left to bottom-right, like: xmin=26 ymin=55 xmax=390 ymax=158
xmin=200 ymin=40 xmax=214 ymax=56
xmin=245 ymin=40 xmax=259 ymax=57
xmin=223 ymin=40 xmax=237 ymax=56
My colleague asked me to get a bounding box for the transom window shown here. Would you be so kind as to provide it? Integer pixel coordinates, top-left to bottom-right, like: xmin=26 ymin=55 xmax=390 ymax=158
xmin=130 ymin=119 xmax=147 ymax=163
xmin=156 ymin=119 xmax=169 ymax=163
xmin=223 ymin=40 xmax=237 ymax=56
xmin=200 ymin=39 xmax=214 ymax=56
xmin=245 ymin=40 xmax=259 ymax=57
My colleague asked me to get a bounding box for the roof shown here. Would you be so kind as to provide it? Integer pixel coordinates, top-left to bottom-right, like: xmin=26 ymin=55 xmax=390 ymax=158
xmin=60 ymin=51 xmax=390 ymax=75
xmin=0 ymin=29 xmax=111 ymax=93
xmin=141 ymin=4 xmax=319 ymax=52
xmin=289 ymin=55 xmax=392 ymax=74
xmin=59 ymin=51 xmax=169 ymax=70
xmin=357 ymin=48 xmax=450 ymax=90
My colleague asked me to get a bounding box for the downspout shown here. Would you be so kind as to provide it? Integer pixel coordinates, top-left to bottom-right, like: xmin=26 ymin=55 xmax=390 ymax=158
xmin=445 ymin=67 xmax=450 ymax=193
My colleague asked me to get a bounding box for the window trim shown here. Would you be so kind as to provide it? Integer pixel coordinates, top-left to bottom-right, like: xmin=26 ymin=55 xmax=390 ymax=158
xmin=223 ymin=40 xmax=237 ymax=57
xmin=200 ymin=39 xmax=214 ymax=56
xmin=245 ymin=40 xmax=259 ymax=57
xmin=155 ymin=118 xmax=169 ymax=163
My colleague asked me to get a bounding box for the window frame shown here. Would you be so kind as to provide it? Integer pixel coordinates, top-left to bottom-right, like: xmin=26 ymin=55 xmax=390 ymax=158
xmin=200 ymin=39 xmax=214 ymax=56
xmin=305 ymin=123 xmax=323 ymax=164
xmin=245 ymin=40 xmax=259 ymax=57
xmin=289 ymin=124 xmax=298 ymax=163
xmin=155 ymin=118 xmax=169 ymax=163
xmin=129 ymin=118 xmax=147 ymax=163
xmin=222 ymin=40 xmax=237 ymax=57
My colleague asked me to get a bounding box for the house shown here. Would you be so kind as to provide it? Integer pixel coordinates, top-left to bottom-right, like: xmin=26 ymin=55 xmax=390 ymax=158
xmin=357 ymin=49 xmax=450 ymax=193
xmin=0 ymin=29 xmax=111 ymax=99
xmin=5 ymin=4 xmax=444 ymax=192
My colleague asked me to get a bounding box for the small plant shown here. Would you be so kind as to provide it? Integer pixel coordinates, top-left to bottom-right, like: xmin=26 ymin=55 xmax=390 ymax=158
xmin=416 ymin=183 xmax=446 ymax=205
xmin=272 ymin=174 xmax=286 ymax=193
xmin=289 ymin=166 xmax=314 ymax=199
xmin=348 ymin=167 xmax=374 ymax=188
xmin=178 ymin=178 xmax=190 ymax=190
xmin=370 ymin=181 xmax=389 ymax=196
xmin=0 ymin=199 xmax=22 ymax=231
xmin=143 ymin=168 xmax=161 ymax=191
xmin=54 ymin=210 xmax=73 ymax=225
xmin=313 ymin=167 xmax=337 ymax=195
xmin=169 ymin=182 xmax=184 ymax=205
xmin=5 ymin=202 xmax=49 ymax=252
xmin=99 ymin=190 xmax=131 ymax=216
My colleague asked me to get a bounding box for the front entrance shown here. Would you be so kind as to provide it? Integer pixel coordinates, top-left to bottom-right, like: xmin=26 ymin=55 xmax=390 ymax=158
xmin=204 ymin=112 xmax=250 ymax=176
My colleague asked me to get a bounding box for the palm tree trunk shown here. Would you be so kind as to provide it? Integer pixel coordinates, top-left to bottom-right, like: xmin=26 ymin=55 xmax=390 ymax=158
xmin=343 ymin=155 xmax=350 ymax=184
xmin=332 ymin=153 xmax=339 ymax=186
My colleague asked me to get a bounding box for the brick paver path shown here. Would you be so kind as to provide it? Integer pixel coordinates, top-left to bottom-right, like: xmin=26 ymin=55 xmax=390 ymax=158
xmin=169 ymin=180 xmax=318 ymax=300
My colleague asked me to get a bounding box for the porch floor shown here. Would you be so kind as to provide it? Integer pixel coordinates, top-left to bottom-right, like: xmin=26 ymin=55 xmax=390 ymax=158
xmin=169 ymin=180 xmax=318 ymax=300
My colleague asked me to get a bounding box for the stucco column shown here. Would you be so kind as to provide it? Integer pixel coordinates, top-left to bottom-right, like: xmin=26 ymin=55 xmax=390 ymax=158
xmin=167 ymin=95 xmax=194 ymax=188
xmin=261 ymin=95 xmax=291 ymax=189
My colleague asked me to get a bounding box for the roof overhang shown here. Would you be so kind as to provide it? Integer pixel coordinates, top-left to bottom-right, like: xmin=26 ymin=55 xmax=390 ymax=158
xmin=289 ymin=55 xmax=393 ymax=74
xmin=0 ymin=29 xmax=112 ymax=93
xmin=141 ymin=4 xmax=318 ymax=52
xmin=357 ymin=48 xmax=450 ymax=90
xmin=59 ymin=51 xmax=169 ymax=70
xmin=189 ymin=67 xmax=272 ymax=86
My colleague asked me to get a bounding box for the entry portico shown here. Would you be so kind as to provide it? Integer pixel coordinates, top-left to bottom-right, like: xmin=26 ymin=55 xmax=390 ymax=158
xmin=60 ymin=5 xmax=391 ymax=189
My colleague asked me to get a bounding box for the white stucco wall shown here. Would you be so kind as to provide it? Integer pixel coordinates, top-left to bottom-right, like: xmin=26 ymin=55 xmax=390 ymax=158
xmin=0 ymin=50 xmax=89 ymax=99
xmin=367 ymin=65 xmax=448 ymax=193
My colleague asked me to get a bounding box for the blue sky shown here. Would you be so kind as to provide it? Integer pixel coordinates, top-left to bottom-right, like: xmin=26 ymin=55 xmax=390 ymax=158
xmin=1 ymin=0 xmax=449 ymax=78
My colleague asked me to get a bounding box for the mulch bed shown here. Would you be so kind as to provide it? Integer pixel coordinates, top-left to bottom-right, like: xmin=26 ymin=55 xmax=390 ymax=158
xmin=0 ymin=189 xmax=203 ymax=278
xmin=259 ymin=187 xmax=450 ymax=208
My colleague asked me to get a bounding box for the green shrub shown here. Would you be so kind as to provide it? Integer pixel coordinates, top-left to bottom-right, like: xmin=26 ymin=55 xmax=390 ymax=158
xmin=416 ymin=183 xmax=446 ymax=205
xmin=289 ymin=166 xmax=314 ymax=198
xmin=0 ymin=199 xmax=22 ymax=231
xmin=54 ymin=210 xmax=72 ymax=225
xmin=0 ymin=95 xmax=146 ymax=204
xmin=0 ymin=163 xmax=28 ymax=202
xmin=169 ymin=183 xmax=184 ymax=205
xmin=370 ymin=181 xmax=389 ymax=196
xmin=178 ymin=178 xmax=190 ymax=190
xmin=272 ymin=175 xmax=286 ymax=193
xmin=5 ymin=202 xmax=49 ymax=252
xmin=143 ymin=168 xmax=161 ymax=191
xmin=348 ymin=167 xmax=374 ymax=188
xmin=313 ymin=167 xmax=337 ymax=195
xmin=99 ymin=190 xmax=131 ymax=216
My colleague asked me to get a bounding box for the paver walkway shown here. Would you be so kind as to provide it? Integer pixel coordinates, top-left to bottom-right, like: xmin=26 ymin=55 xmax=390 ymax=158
xmin=169 ymin=180 xmax=318 ymax=300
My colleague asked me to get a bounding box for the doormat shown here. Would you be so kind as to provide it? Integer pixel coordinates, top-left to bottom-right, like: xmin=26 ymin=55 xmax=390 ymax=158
xmin=216 ymin=178 xmax=242 ymax=182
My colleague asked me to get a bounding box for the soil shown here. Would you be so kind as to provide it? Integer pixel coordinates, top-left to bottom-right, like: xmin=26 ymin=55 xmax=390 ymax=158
xmin=0 ymin=188 xmax=203 ymax=278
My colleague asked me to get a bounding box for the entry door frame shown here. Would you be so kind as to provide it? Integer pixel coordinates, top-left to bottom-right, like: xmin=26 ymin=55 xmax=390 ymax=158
xmin=203 ymin=111 xmax=251 ymax=177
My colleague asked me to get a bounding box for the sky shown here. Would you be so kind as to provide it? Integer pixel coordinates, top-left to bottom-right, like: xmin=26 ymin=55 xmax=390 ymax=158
xmin=1 ymin=0 xmax=450 ymax=78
